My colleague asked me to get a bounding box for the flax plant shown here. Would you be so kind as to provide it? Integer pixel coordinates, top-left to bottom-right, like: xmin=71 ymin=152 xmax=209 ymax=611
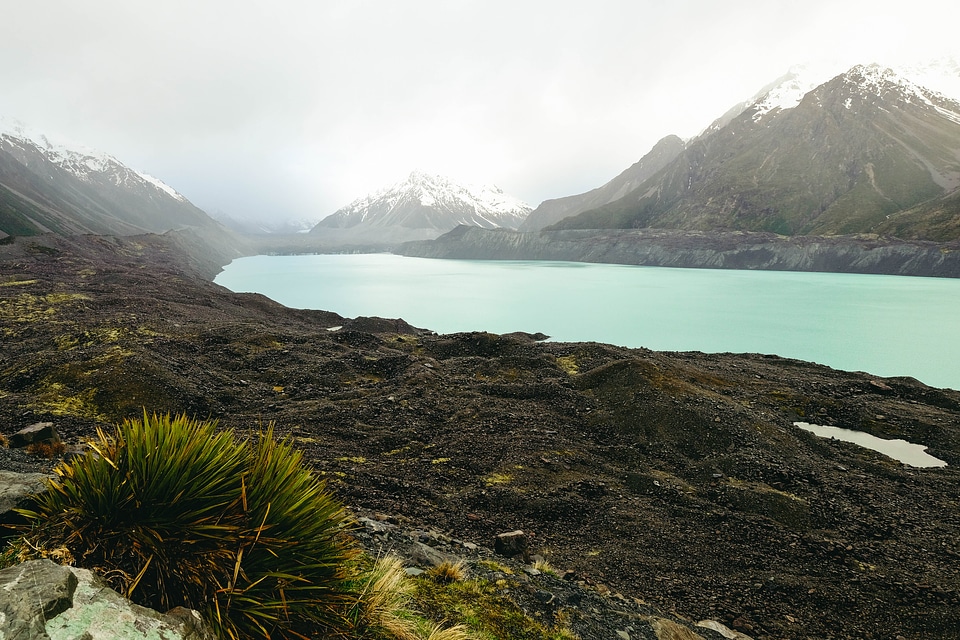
xmin=21 ymin=413 xmax=358 ymax=640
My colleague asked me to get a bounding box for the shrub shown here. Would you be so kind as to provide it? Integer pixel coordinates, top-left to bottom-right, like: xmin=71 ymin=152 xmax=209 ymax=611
xmin=21 ymin=413 xmax=358 ymax=640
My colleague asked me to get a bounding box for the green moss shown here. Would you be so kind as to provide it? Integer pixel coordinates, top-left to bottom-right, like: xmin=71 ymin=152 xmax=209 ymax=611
xmin=556 ymin=356 xmax=579 ymax=375
xmin=484 ymin=472 xmax=513 ymax=486
xmin=412 ymin=575 xmax=577 ymax=640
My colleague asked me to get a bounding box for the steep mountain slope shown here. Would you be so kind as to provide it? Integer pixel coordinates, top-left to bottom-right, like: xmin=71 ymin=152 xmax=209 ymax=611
xmin=0 ymin=118 xmax=221 ymax=237
xmin=311 ymin=171 xmax=531 ymax=244
xmin=520 ymin=135 xmax=685 ymax=231
xmin=551 ymin=65 xmax=960 ymax=240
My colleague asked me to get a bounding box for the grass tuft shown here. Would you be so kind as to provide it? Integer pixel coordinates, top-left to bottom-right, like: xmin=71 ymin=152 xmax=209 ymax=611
xmin=427 ymin=560 xmax=467 ymax=584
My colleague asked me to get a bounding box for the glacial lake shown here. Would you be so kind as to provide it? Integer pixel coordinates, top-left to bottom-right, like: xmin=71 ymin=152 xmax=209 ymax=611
xmin=214 ymin=254 xmax=960 ymax=391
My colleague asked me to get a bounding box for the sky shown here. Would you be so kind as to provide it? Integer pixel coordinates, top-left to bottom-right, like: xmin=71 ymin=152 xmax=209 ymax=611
xmin=2 ymin=1 xmax=957 ymax=224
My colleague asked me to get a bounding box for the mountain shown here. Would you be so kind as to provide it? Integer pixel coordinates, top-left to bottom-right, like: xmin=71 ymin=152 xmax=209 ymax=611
xmin=698 ymin=64 xmax=826 ymax=136
xmin=519 ymin=135 xmax=685 ymax=231
xmin=0 ymin=117 xmax=221 ymax=238
xmin=310 ymin=171 xmax=532 ymax=245
xmin=548 ymin=63 xmax=960 ymax=241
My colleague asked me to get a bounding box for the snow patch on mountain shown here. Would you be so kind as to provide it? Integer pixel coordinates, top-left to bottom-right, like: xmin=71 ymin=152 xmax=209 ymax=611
xmin=321 ymin=171 xmax=532 ymax=231
xmin=833 ymin=64 xmax=960 ymax=126
xmin=719 ymin=58 xmax=960 ymax=128
xmin=750 ymin=65 xmax=825 ymax=122
xmin=0 ymin=115 xmax=186 ymax=201
xmin=891 ymin=57 xmax=960 ymax=102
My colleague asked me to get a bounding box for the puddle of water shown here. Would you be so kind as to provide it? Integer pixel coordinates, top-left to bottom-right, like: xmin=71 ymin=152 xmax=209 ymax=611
xmin=794 ymin=422 xmax=948 ymax=468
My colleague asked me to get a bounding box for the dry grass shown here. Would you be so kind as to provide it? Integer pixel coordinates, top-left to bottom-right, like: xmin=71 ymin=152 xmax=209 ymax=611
xmin=25 ymin=441 xmax=67 ymax=459
xmin=427 ymin=560 xmax=467 ymax=584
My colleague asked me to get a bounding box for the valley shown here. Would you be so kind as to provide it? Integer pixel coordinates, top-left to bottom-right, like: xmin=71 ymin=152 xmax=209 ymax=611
xmin=2 ymin=56 xmax=960 ymax=639
xmin=1 ymin=233 xmax=958 ymax=639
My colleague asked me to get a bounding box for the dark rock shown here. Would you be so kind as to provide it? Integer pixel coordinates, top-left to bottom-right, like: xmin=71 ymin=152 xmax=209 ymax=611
xmin=494 ymin=530 xmax=530 ymax=561
xmin=0 ymin=559 xmax=77 ymax=638
xmin=9 ymin=422 xmax=60 ymax=449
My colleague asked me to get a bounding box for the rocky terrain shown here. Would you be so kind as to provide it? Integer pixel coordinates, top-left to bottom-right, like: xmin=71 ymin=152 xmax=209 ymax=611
xmin=399 ymin=226 xmax=960 ymax=278
xmin=1 ymin=232 xmax=959 ymax=639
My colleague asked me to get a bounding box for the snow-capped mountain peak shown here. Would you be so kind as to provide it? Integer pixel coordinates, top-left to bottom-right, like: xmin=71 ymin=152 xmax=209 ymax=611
xmin=0 ymin=115 xmax=185 ymax=201
xmin=712 ymin=57 xmax=960 ymax=130
xmin=750 ymin=65 xmax=825 ymax=122
xmin=317 ymin=171 xmax=532 ymax=233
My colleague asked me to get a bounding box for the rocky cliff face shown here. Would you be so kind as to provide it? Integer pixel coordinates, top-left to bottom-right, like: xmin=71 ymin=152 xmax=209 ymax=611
xmin=399 ymin=226 xmax=960 ymax=277
xmin=519 ymin=135 xmax=685 ymax=231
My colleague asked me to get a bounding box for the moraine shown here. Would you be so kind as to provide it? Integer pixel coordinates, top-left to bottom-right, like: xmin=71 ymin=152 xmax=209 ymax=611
xmin=215 ymin=253 xmax=960 ymax=391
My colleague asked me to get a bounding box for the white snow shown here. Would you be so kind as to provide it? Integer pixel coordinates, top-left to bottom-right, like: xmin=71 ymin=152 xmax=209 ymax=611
xmin=328 ymin=170 xmax=532 ymax=230
xmin=891 ymin=56 xmax=960 ymax=103
xmin=751 ymin=65 xmax=824 ymax=122
xmin=136 ymin=171 xmax=187 ymax=201
xmin=737 ymin=57 xmax=960 ymax=124
xmin=0 ymin=114 xmax=186 ymax=201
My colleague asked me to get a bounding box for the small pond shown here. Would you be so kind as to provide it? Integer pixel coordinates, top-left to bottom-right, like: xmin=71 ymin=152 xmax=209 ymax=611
xmin=794 ymin=422 xmax=947 ymax=468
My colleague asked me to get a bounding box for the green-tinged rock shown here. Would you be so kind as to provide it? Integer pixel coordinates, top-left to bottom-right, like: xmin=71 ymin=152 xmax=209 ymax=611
xmin=0 ymin=559 xmax=214 ymax=640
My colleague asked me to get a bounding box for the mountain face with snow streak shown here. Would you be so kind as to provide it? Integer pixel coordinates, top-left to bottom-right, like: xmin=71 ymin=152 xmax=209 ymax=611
xmin=0 ymin=117 xmax=218 ymax=237
xmin=311 ymin=171 xmax=531 ymax=243
xmin=548 ymin=62 xmax=960 ymax=241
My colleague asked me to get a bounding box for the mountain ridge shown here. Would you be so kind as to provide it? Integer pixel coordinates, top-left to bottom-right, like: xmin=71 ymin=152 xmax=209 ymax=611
xmin=546 ymin=63 xmax=960 ymax=240
xmin=311 ymin=170 xmax=531 ymax=245
xmin=0 ymin=116 xmax=231 ymax=242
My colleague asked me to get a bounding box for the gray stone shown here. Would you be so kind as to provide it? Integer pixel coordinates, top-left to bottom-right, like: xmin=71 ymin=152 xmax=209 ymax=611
xmin=0 ymin=559 xmax=215 ymax=640
xmin=0 ymin=471 xmax=53 ymax=523
xmin=9 ymin=423 xmax=59 ymax=449
xmin=408 ymin=541 xmax=455 ymax=568
xmin=0 ymin=559 xmax=78 ymax=639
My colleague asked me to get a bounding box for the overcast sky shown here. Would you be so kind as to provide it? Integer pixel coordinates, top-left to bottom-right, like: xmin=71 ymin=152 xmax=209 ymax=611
xmin=2 ymin=1 xmax=956 ymax=222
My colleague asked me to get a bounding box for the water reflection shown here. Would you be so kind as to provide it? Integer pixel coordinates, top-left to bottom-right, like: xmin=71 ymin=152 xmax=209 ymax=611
xmin=794 ymin=422 xmax=947 ymax=468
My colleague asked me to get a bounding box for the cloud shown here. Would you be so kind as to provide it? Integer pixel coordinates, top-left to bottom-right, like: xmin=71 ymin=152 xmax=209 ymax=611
xmin=2 ymin=0 xmax=956 ymax=222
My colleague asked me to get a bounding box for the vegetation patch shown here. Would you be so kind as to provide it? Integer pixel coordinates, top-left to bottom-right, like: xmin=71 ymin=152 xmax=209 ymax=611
xmin=484 ymin=472 xmax=513 ymax=486
xmin=411 ymin=573 xmax=577 ymax=640
xmin=19 ymin=414 xmax=359 ymax=639
xmin=556 ymin=355 xmax=579 ymax=375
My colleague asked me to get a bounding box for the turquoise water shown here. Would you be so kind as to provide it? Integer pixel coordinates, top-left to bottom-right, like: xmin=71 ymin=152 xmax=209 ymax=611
xmin=215 ymin=254 xmax=960 ymax=390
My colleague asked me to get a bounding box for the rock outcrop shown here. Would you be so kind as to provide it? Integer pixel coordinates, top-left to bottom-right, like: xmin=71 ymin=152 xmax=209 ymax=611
xmin=0 ymin=470 xmax=52 ymax=528
xmin=399 ymin=226 xmax=960 ymax=277
xmin=0 ymin=559 xmax=214 ymax=640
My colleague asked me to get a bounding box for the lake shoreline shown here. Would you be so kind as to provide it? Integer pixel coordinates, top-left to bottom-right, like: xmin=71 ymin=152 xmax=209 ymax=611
xmin=4 ymin=232 xmax=960 ymax=638
xmin=216 ymin=252 xmax=960 ymax=391
xmin=395 ymin=226 xmax=960 ymax=278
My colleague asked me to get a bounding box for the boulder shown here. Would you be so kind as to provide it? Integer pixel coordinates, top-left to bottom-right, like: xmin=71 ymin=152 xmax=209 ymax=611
xmin=650 ymin=617 xmax=705 ymax=639
xmin=0 ymin=470 xmax=53 ymax=528
xmin=494 ymin=529 xmax=529 ymax=561
xmin=0 ymin=559 xmax=76 ymax=638
xmin=0 ymin=559 xmax=215 ymax=640
xmin=8 ymin=422 xmax=60 ymax=449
